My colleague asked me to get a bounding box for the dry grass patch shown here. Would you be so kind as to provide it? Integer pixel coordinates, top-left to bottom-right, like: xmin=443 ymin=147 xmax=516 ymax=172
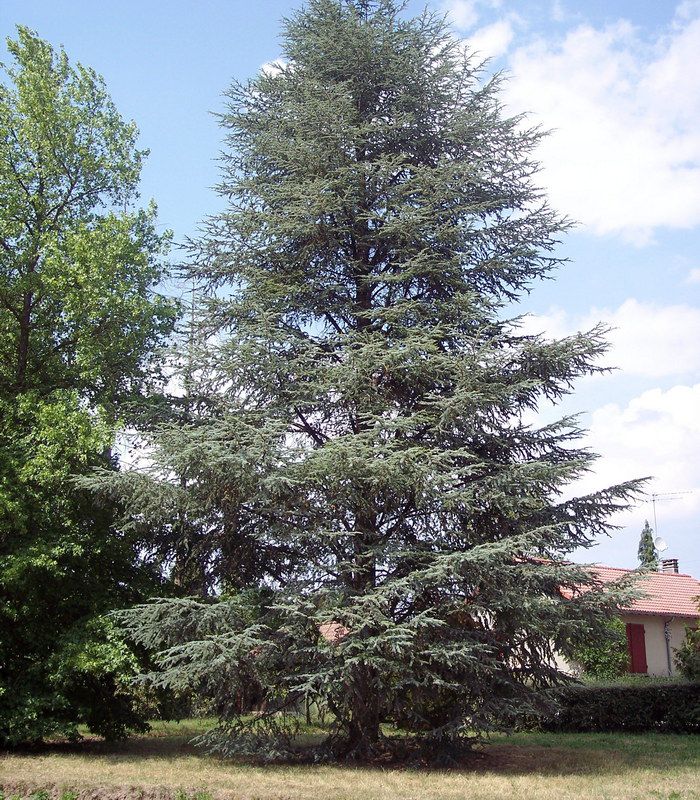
xmin=1 ymin=722 xmax=698 ymax=800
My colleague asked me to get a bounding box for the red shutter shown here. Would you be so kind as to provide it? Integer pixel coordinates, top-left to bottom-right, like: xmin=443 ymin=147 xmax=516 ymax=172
xmin=626 ymin=623 xmax=648 ymax=674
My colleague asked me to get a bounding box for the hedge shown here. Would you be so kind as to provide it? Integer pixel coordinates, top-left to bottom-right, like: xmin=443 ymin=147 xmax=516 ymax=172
xmin=533 ymin=683 xmax=700 ymax=734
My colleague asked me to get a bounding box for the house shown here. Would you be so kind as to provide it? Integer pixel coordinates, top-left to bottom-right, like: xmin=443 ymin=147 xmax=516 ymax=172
xmin=591 ymin=562 xmax=700 ymax=677
xmin=318 ymin=561 xmax=699 ymax=678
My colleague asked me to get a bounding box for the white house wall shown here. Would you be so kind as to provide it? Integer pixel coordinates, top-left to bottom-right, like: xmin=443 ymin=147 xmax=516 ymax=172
xmin=622 ymin=613 xmax=695 ymax=676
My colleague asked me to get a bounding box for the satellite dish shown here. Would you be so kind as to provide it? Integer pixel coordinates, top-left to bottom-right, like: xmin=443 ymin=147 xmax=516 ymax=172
xmin=654 ymin=537 xmax=668 ymax=552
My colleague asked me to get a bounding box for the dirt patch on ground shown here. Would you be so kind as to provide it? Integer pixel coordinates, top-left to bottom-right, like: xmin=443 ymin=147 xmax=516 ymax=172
xmin=0 ymin=784 xmax=216 ymax=800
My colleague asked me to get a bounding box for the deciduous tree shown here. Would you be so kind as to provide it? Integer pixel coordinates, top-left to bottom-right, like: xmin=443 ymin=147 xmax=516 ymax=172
xmin=0 ymin=27 xmax=175 ymax=744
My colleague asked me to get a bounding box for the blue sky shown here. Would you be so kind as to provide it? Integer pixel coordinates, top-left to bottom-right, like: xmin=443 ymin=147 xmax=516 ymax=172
xmin=2 ymin=0 xmax=698 ymax=572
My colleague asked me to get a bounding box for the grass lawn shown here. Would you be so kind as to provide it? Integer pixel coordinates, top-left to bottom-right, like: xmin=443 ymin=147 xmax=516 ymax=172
xmin=1 ymin=720 xmax=698 ymax=800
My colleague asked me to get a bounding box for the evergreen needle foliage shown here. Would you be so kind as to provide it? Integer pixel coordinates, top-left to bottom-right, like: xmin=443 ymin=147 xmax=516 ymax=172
xmin=110 ymin=0 xmax=643 ymax=761
xmin=637 ymin=520 xmax=659 ymax=571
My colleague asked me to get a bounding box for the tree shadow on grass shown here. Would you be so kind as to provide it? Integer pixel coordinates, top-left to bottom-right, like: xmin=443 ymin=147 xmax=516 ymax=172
xmin=7 ymin=724 xmax=204 ymax=759
xmin=6 ymin=727 xmax=698 ymax=778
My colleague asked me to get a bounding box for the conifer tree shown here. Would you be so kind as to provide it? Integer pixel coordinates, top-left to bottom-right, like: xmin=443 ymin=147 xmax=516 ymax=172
xmin=637 ymin=520 xmax=659 ymax=571
xmin=112 ymin=0 xmax=641 ymax=760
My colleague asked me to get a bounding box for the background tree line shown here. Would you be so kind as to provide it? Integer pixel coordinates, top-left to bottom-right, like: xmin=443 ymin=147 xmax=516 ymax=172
xmin=1 ymin=1 xmax=650 ymax=759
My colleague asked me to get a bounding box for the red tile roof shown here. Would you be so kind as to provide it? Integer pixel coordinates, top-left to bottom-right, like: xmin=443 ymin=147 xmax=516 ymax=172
xmin=592 ymin=565 xmax=700 ymax=618
xmin=319 ymin=621 xmax=349 ymax=644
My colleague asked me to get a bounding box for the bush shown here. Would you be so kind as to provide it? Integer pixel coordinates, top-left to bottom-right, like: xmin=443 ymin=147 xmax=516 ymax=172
xmin=0 ymin=616 xmax=152 ymax=746
xmin=675 ymin=626 xmax=700 ymax=681
xmin=533 ymin=683 xmax=700 ymax=733
xmin=567 ymin=618 xmax=629 ymax=680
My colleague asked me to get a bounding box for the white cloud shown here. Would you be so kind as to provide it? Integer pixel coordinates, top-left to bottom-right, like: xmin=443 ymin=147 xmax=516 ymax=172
xmin=551 ymin=1 xmax=567 ymax=23
xmin=466 ymin=18 xmax=515 ymax=60
xmin=442 ymin=0 xmax=480 ymax=31
xmin=520 ymin=295 xmax=700 ymax=567
xmin=590 ymin=385 xmax=700 ymax=461
xmin=523 ymin=299 xmax=700 ymax=378
xmin=563 ymin=384 xmax=700 ymax=569
xmin=579 ymin=384 xmax=700 ymax=529
xmin=503 ymin=8 xmax=700 ymax=243
xmin=686 ymin=268 xmax=700 ymax=284
xmin=676 ymin=1 xmax=700 ymax=21
xmin=260 ymin=59 xmax=288 ymax=77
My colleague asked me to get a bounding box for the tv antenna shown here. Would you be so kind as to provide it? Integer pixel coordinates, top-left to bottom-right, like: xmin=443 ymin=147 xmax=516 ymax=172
xmin=646 ymin=491 xmax=694 ymax=540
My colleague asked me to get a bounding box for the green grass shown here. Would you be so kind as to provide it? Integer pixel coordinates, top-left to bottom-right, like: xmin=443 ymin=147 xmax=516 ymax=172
xmin=579 ymin=674 xmax=693 ymax=687
xmin=1 ymin=719 xmax=698 ymax=800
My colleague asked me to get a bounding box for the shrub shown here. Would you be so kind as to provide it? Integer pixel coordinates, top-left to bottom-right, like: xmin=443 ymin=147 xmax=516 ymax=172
xmin=567 ymin=618 xmax=629 ymax=680
xmin=674 ymin=626 xmax=700 ymax=681
xmin=0 ymin=615 xmax=151 ymax=746
xmin=533 ymin=683 xmax=700 ymax=733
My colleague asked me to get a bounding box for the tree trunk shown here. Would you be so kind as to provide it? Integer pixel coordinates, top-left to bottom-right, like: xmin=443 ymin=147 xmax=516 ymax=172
xmin=15 ymin=289 xmax=33 ymax=392
xmin=15 ymin=249 xmax=40 ymax=393
xmin=346 ymin=665 xmax=382 ymax=759
xmin=344 ymin=505 xmax=381 ymax=758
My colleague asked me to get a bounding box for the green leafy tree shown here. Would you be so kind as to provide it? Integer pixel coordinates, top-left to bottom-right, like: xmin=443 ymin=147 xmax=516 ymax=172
xmin=0 ymin=27 xmax=176 ymax=744
xmin=637 ymin=520 xmax=659 ymax=571
xmin=110 ymin=0 xmax=641 ymax=760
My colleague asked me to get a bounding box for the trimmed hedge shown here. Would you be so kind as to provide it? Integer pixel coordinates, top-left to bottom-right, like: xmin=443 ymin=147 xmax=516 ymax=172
xmin=534 ymin=683 xmax=700 ymax=734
